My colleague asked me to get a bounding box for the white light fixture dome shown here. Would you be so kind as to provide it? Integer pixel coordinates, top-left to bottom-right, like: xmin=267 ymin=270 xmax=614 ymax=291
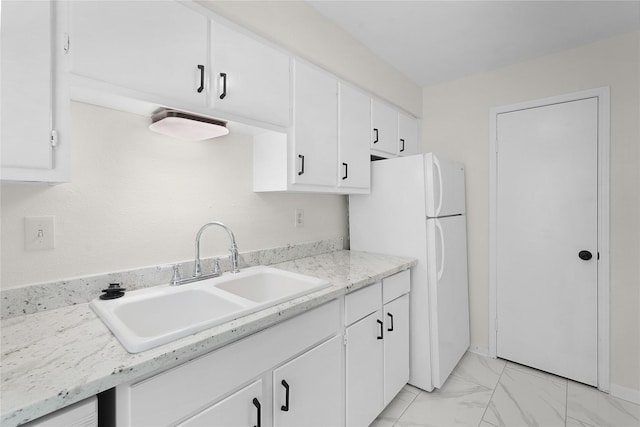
xmin=149 ymin=109 xmax=229 ymax=141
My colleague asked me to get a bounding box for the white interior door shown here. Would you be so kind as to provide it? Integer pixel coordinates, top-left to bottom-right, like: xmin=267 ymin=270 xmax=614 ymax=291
xmin=496 ymin=98 xmax=598 ymax=386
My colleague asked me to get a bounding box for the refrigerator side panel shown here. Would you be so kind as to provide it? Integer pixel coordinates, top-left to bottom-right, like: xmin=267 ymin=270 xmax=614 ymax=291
xmin=426 ymin=215 xmax=470 ymax=388
xmin=349 ymin=155 xmax=434 ymax=391
xmin=424 ymin=153 xmax=467 ymax=217
xmin=349 ymin=156 xmax=427 ymax=255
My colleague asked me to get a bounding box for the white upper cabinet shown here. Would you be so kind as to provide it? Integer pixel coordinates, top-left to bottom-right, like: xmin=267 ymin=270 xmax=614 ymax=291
xmin=69 ymin=1 xmax=208 ymax=106
xmin=371 ymin=98 xmax=399 ymax=156
xmin=398 ymin=111 xmax=420 ymax=156
xmin=1 ymin=0 xmax=51 ymax=171
xmin=254 ymin=67 xmax=377 ymax=194
xmin=338 ymin=83 xmax=371 ymax=191
xmin=1 ymin=0 xmax=69 ymax=183
xmin=291 ymin=61 xmax=338 ymax=187
xmin=211 ymin=23 xmax=290 ymax=127
xmin=371 ymin=98 xmax=420 ymax=158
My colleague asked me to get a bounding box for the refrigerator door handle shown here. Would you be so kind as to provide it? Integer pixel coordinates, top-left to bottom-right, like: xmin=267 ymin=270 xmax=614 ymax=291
xmin=436 ymin=219 xmax=445 ymax=281
xmin=433 ymin=156 xmax=444 ymax=216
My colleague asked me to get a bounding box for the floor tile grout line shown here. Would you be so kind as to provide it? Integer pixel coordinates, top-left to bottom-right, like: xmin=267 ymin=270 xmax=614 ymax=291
xmin=477 ymin=359 xmax=508 ymax=427
xmin=390 ymin=386 xmax=420 ymax=427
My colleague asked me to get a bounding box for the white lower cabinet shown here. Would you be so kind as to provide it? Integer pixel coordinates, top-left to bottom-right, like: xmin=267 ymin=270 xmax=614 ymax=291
xmin=114 ymin=269 xmax=411 ymax=427
xmin=115 ymin=300 xmax=342 ymax=427
xmin=345 ymin=270 xmax=410 ymax=426
xmin=346 ymin=308 xmax=385 ymax=426
xmin=178 ymin=380 xmax=263 ymax=427
xmin=383 ymin=294 xmax=410 ymax=405
xmin=273 ymin=336 xmax=343 ymax=427
xmin=23 ymin=397 xmax=97 ymax=427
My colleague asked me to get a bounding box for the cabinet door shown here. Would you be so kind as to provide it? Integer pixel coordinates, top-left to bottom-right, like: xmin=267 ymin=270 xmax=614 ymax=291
xmin=69 ymin=1 xmax=207 ymax=106
xmin=371 ymin=99 xmax=398 ymax=155
xmin=399 ymin=112 xmax=420 ymax=156
xmin=292 ymin=61 xmax=338 ymax=187
xmin=273 ymin=336 xmax=343 ymax=427
xmin=338 ymin=83 xmax=371 ymax=190
xmin=383 ymin=294 xmax=410 ymax=406
xmin=346 ymin=310 xmax=384 ymax=427
xmin=1 ymin=0 xmax=53 ymax=171
xmin=211 ymin=23 xmax=290 ymax=127
xmin=178 ymin=380 xmax=263 ymax=427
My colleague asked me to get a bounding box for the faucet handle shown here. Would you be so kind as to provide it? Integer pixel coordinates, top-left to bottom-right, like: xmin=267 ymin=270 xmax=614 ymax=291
xmin=212 ymin=258 xmax=221 ymax=276
xmin=171 ymin=264 xmax=182 ymax=286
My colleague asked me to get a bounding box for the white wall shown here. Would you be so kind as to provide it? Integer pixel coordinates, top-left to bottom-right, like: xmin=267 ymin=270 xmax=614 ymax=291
xmin=0 ymin=102 xmax=348 ymax=287
xmin=422 ymin=31 xmax=640 ymax=394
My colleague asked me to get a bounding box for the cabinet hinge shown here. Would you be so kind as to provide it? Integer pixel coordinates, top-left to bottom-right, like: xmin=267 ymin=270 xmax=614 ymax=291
xmin=51 ymin=130 xmax=58 ymax=148
xmin=64 ymin=33 xmax=70 ymax=54
xmin=343 ymin=334 xmax=348 ymax=346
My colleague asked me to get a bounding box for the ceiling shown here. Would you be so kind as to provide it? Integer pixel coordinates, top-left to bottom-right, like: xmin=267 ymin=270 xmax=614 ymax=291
xmin=307 ymin=1 xmax=640 ymax=87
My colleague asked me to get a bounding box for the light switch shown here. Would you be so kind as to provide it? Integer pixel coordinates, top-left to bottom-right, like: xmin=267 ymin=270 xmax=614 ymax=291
xmin=295 ymin=208 xmax=304 ymax=228
xmin=24 ymin=216 xmax=55 ymax=251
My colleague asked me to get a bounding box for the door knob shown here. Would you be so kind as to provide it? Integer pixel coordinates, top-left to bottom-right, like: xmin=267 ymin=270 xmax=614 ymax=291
xmin=578 ymin=250 xmax=593 ymax=261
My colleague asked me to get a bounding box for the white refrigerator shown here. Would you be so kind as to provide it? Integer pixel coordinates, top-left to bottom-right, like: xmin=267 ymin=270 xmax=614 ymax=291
xmin=349 ymin=153 xmax=470 ymax=391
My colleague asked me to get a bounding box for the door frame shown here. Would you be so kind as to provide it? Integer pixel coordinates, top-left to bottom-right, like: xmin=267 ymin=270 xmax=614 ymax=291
xmin=488 ymin=87 xmax=610 ymax=391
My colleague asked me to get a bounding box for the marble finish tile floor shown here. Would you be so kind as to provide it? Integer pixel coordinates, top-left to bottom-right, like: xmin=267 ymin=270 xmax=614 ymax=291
xmin=372 ymin=352 xmax=640 ymax=427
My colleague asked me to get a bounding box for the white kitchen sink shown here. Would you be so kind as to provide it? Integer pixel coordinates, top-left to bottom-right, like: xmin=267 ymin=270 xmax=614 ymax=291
xmin=214 ymin=268 xmax=328 ymax=303
xmin=90 ymin=266 xmax=331 ymax=353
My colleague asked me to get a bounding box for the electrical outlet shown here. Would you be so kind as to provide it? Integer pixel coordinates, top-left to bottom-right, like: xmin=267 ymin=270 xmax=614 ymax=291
xmin=24 ymin=216 xmax=55 ymax=251
xmin=295 ymin=208 xmax=304 ymax=228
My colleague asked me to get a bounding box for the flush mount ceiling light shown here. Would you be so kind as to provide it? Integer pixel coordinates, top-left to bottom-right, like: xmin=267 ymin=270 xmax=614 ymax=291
xmin=149 ymin=109 xmax=229 ymax=141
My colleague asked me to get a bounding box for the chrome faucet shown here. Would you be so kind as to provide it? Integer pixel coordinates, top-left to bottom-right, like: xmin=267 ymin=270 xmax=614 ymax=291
xmin=194 ymin=221 xmax=240 ymax=276
xmin=171 ymin=221 xmax=240 ymax=286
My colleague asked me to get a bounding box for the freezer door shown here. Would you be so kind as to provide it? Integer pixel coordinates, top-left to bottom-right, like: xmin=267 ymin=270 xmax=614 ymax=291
xmin=424 ymin=153 xmax=466 ymax=217
xmin=426 ymin=215 xmax=470 ymax=388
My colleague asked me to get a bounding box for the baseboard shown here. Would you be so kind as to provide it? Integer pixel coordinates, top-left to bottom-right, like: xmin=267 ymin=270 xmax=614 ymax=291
xmin=610 ymin=383 xmax=640 ymax=405
xmin=467 ymin=344 xmax=489 ymax=357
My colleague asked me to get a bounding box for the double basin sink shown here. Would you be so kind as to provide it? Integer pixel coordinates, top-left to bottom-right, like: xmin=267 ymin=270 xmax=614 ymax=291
xmin=90 ymin=266 xmax=331 ymax=353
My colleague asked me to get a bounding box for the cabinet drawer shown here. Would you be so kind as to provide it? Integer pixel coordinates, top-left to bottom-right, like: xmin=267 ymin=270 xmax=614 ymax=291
xmin=383 ymin=269 xmax=410 ymax=304
xmin=122 ymin=300 xmax=339 ymax=427
xmin=345 ymin=281 xmax=381 ymax=325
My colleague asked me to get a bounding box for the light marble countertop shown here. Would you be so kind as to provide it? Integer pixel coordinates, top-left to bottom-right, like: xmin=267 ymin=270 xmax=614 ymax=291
xmin=0 ymin=250 xmax=416 ymax=427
